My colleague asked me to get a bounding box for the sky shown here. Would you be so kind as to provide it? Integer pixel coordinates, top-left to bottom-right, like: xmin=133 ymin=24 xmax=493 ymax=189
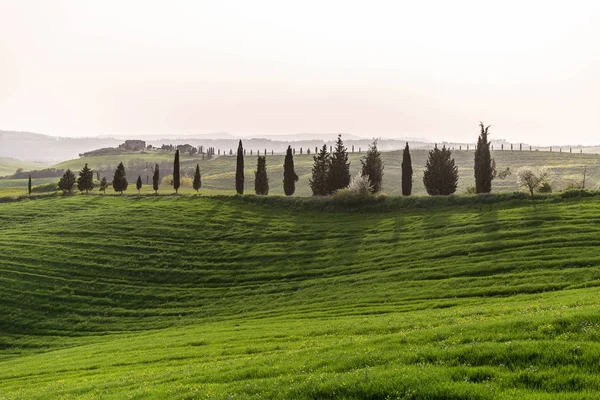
xmin=1 ymin=0 xmax=599 ymax=145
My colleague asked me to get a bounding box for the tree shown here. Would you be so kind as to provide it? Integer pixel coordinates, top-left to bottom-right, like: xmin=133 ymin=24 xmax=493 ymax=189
xmin=401 ymin=142 xmax=413 ymax=196
xmin=173 ymin=149 xmax=180 ymax=194
xmin=474 ymin=122 xmax=495 ymax=193
xmin=152 ymin=164 xmax=160 ymax=195
xmin=423 ymin=146 xmax=458 ymax=196
xmin=112 ymin=162 xmax=128 ymax=194
xmin=517 ymin=167 xmax=550 ymax=198
xmin=193 ymin=164 xmax=201 ymax=193
xmin=327 ymin=135 xmax=351 ymax=193
xmin=236 ymin=140 xmax=244 ymax=195
xmin=360 ymin=139 xmax=384 ymax=193
xmin=99 ymin=177 xmax=108 ymax=194
xmin=283 ymin=145 xmax=299 ymax=196
xmin=254 ymin=156 xmax=269 ymax=195
xmin=58 ymin=169 xmax=76 ymax=194
xmin=28 ymin=175 xmax=32 ymax=196
xmin=309 ymin=145 xmax=330 ymax=196
xmin=136 ymin=176 xmax=143 ymax=194
xmin=77 ymin=163 xmax=95 ymax=194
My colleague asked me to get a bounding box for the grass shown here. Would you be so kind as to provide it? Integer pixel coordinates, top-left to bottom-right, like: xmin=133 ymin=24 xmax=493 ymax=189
xmin=0 ymin=158 xmax=48 ymax=178
xmin=1 ymin=195 xmax=600 ymax=398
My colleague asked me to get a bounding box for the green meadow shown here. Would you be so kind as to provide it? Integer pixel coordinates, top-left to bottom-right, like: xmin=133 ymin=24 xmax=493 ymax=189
xmin=1 ymin=195 xmax=600 ymax=398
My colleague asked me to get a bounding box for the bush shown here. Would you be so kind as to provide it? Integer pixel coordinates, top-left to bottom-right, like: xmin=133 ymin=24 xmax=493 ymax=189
xmin=31 ymin=182 xmax=58 ymax=193
xmin=537 ymin=182 xmax=552 ymax=193
xmin=332 ymin=175 xmax=376 ymax=203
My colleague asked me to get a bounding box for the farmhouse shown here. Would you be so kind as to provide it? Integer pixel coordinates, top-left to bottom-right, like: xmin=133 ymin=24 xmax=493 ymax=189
xmin=119 ymin=140 xmax=147 ymax=151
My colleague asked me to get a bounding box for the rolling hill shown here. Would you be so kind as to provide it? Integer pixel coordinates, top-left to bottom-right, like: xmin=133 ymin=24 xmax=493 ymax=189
xmin=1 ymin=195 xmax=600 ymax=398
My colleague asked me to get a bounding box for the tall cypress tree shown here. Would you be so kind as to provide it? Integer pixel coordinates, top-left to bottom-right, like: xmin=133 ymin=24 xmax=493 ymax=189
xmin=152 ymin=164 xmax=160 ymax=195
xmin=327 ymin=134 xmax=351 ymax=194
xmin=77 ymin=163 xmax=95 ymax=194
xmin=309 ymin=144 xmax=330 ymax=196
xmin=193 ymin=164 xmax=202 ymax=193
xmin=423 ymin=146 xmax=458 ymax=196
xmin=28 ymin=175 xmax=32 ymax=196
xmin=360 ymin=139 xmax=384 ymax=193
xmin=401 ymin=142 xmax=413 ymax=196
xmin=474 ymin=122 xmax=494 ymax=193
xmin=58 ymin=169 xmax=76 ymax=194
xmin=254 ymin=156 xmax=269 ymax=195
xmin=173 ymin=150 xmax=181 ymax=194
xmin=112 ymin=162 xmax=128 ymax=194
xmin=136 ymin=176 xmax=143 ymax=194
xmin=236 ymin=140 xmax=244 ymax=195
xmin=283 ymin=145 xmax=298 ymax=196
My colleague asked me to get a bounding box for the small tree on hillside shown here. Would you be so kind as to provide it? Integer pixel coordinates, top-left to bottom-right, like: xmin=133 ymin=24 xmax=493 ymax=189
xmin=152 ymin=164 xmax=160 ymax=195
xmin=136 ymin=176 xmax=143 ymax=194
xmin=401 ymin=142 xmax=413 ymax=196
xmin=474 ymin=122 xmax=495 ymax=194
xmin=77 ymin=163 xmax=95 ymax=194
xmin=423 ymin=146 xmax=458 ymax=196
xmin=283 ymin=145 xmax=299 ymax=196
xmin=360 ymin=139 xmax=384 ymax=193
xmin=236 ymin=140 xmax=244 ymax=195
xmin=254 ymin=156 xmax=269 ymax=195
xmin=58 ymin=169 xmax=76 ymax=195
xmin=309 ymin=144 xmax=330 ymax=196
xmin=28 ymin=175 xmax=32 ymax=196
xmin=173 ymin=150 xmax=181 ymax=194
xmin=193 ymin=164 xmax=201 ymax=193
xmin=327 ymin=135 xmax=351 ymax=193
xmin=517 ymin=166 xmax=550 ymax=198
xmin=99 ymin=177 xmax=108 ymax=194
xmin=112 ymin=162 xmax=128 ymax=194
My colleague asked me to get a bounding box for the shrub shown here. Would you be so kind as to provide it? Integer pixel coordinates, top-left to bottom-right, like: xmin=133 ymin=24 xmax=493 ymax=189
xmin=537 ymin=182 xmax=552 ymax=193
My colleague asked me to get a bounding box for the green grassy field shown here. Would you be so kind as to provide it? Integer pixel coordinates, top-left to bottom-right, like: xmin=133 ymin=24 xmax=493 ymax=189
xmin=1 ymin=195 xmax=600 ymax=398
xmin=0 ymin=158 xmax=48 ymax=178
xmin=44 ymin=149 xmax=600 ymax=197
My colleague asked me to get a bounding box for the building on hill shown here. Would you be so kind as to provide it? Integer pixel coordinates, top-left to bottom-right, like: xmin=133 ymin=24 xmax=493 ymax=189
xmin=119 ymin=140 xmax=146 ymax=151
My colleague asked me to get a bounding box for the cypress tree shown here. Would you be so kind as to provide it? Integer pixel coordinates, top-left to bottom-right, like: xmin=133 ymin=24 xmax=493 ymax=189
xmin=58 ymin=169 xmax=76 ymax=194
xmin=112 ymin=162 xmax=128 ymax=194
xmin=327 ymin=134 xmax=351 ymax=194
xmin=474 ymin=122 xmax=494 ymax=193
xmin=401 ymin=142 xmax=413 ymax=196
xmin=28 ymin=175 xmax=32 ymax=196
xmin=152 ymin=164 xmax=160 ymax=195
xmin=136 ymin=176 xmax=142 ymax=194
xmin=309 ymin=144 xmax=330 ymax=196
xmin=360 ymin=139 xmax=384 ymax=193
xmin=254 ymin=156 xmax=269 ymax=195
xmin=193 ymin=164 xmax=202 ymax=193
xmin=283 ymin=145 xmax=298 ymax=196
xmin=77 ymin=163 xmax=95 ymax=194
xmin=423 ymin=146 xmax=458 ymax=196
xmin=173 ymin=150 xmax=180 ymax=194
xmin=99 ymin=177 xmax=108 ymax=194
xmin=236 ymin=140 xmax=244 ymax=195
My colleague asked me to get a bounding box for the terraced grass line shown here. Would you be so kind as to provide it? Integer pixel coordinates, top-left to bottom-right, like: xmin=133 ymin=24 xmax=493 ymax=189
xmin=1 ymin=196 xmax=600 ymax=398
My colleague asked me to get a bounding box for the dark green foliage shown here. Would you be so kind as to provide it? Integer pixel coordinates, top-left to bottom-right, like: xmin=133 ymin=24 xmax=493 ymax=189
xmin=236 ymin=140 xmax=244 ymax=195
xmin=112 ymin=162 xmax=128 ymax=194
xmin=327 ymin=135 xmax=351 ymax=194
xmin=360 ymin=139 xmax=384 ymax=193
xmin=58 ymin=169 xmax=76 ymax=194
xmin=173 ymin=150 xmax=180 ymax=194
xmin=309 ymin=144 xmax=330 ymax=196
xmin=28 ymin=175 xmax=31 ymax=196
xmin=193 ymin=164 xmax=201 ymax=193
xmin=77 ymin=163 xmax=95 ymax=194
xmin=152 ymin=164 xmax=160 ymax=194
xmin=283 ymin=146 xmax=298 ymax=196
xmin=423 ymin=146 xmax=458 ymax=196
xmin=99 ymin=177 xmax=108 ymax=193
xmin=136 ymin=176 xmax=142 ymax=193
xmin=254 ymin=156 xmax=269 ymax=195
xmin=474 ymin=122 xmax=494 ymax=193
xmin=401 ymin=142 xmax=413 ymax=196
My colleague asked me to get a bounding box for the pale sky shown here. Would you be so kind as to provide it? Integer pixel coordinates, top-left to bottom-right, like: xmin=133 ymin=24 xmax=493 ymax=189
xmin=1 ymin=0 xmax=599 ymax=145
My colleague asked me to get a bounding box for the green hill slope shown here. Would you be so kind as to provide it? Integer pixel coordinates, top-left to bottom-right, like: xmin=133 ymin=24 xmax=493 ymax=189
xmin=1 ymin=196 xmax=600 ymax=398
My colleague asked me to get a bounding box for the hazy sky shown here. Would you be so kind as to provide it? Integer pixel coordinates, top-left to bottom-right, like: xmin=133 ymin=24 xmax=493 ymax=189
xmin=1 ymin=0 xmax=599 ymax=145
